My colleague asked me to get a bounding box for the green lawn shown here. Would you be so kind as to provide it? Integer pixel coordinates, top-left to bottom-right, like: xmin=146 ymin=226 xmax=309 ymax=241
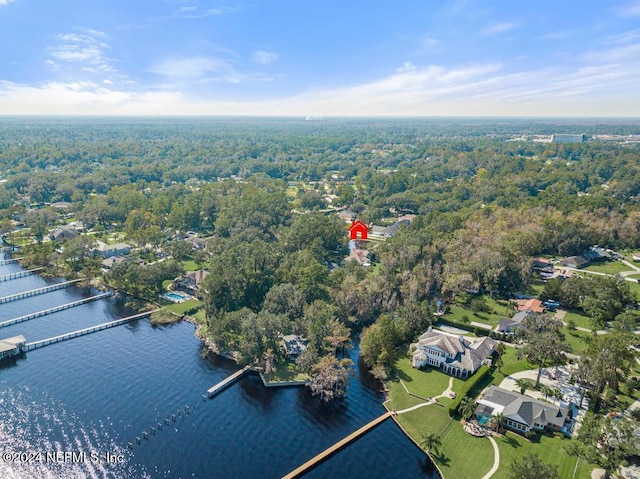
xmin=628 ymin=273 xmax=640 ymax=280
xmin=563 ymin=327 xmax=591 ymax=354
xmin=629 ymin=280 xmax=640 ymax=299
xmin=491 ymin=432 xmax=593 ymax=479
xmin=261 ymin=360 xmax=309 ymax=383
xmin=394 ymin=357 xmax=462 ymax=399
xmin=386 ymin=355 xmax=595 ymax=479
xmin=164 ymin=298 xmax=201 ymax=315
xmin=583 ymin=260 xmax=634 ymax=275
xmin=445 ymin=296 xmax=512 ymax=329
xmin=182 ymin=260 xmax=200 ymax=272
xmin=562 ymin=310 xmax=593 ymax=330
xmin=437 ymin=419 xmax=496 ymax=479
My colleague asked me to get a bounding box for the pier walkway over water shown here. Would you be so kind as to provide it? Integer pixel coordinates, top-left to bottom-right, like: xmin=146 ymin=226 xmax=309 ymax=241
xmin=207 ymin=365 xmax=253 ymax=398
xmin=24 ymin=309 xmax=159 ymax=351
xmin=0 ymin=292 xmax=114 ymax=329
xmin=281 ymin=410 xmax=396 ymax=479
xmin=0 ymin=267 xmax=45 ymax=282
xmin=0 ymin=279 xmax=82 ymax=304
xmin=0 ymin=258 xmax=23 ymax=266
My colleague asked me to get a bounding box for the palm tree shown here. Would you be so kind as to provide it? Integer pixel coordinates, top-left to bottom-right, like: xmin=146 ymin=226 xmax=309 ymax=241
xmin=492 ymin=413 xmax=507 ymax=433
xmin=515 ymin=378 xmax=530 ymax=395
xmin=540 ymin=385 xmax=551 ymax=401
xmin=551 ymin=388 xmax=563 ymax=404
xmin=458 ymin=396 xmax=476 ymax=421
xmin=420 ymin=431 xmax=442 ymax=456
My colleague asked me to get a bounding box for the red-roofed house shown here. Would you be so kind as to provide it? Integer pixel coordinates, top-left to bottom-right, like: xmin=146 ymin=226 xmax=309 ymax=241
xmin=516 ymin=298 xmax=545 ymax=314
xmin=348 ymin=220 xmax=369 ymax=241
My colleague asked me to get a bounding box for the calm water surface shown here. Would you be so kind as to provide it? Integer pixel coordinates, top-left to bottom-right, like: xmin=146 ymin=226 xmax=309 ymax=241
xmin=0 ymin=249 xmax=438 ymax=479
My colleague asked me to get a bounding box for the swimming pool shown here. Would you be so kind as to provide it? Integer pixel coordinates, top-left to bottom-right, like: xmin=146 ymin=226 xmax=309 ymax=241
xmin=162 ymin=292 xmax=190 ymax=303
xmin=476 ymin=414 xmax=491 ymax=425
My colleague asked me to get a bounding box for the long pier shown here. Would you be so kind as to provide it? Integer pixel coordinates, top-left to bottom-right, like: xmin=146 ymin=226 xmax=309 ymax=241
xmin=207 ymin=365 xmax=253 ymax=398
xmin=0 ymin=268 xmax=44 ymax=282
xmin=0 ymin=279 xmax=82 ymax=304
xmin=281 ymin=410 xmax=395 ymax=479
xmin=0 ymin=292 xmax=114 ymax=329
xmin=24 ymin=309 xmax=159 ymax=351
xmin=0 ymin=258 xmax=23 ymax=266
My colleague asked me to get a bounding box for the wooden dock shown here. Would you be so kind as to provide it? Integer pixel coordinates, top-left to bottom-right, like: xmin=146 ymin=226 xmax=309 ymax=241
xmin=0 ymin=292 xmax=114 ymax=329
xmin=24 ymin=309 xmax=159 ymax=351
xmin=0 ymin=258 xmax=23 ymax=266
xmin=0 ymin=279 xmax=82 ymax=304
xmin=281 ymin=410 xmax=395 ymax=479
xmin=207 ymin=365 xmax=253 ymax=398
xmin=0 ymin=267 xmax=45 ymax=282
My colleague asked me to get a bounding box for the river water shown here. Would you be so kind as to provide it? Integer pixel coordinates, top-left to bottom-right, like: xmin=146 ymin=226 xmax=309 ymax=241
xmin=0 ymin=248 xmax=438 ymax=479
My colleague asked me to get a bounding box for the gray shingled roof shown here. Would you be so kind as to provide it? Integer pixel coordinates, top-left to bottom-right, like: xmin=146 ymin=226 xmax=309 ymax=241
xmin=481 ymin=386 xmax=568 ymax=429
xmin=414 ymin=329 xmax=495 ymax=372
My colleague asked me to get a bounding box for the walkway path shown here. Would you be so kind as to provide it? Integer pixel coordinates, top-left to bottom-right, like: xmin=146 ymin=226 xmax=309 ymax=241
xmin=481 ymin=437 xmax=500 ymax=479
xmin=396 ymin=374 xmax=501 ymax=479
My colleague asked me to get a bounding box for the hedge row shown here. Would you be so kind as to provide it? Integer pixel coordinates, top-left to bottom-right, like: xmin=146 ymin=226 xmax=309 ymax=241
xmin=448 ymin=365 xmax=491 ymax=416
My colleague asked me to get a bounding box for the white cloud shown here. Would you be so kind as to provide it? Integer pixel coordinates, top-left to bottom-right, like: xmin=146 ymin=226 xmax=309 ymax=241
xmin=47 ymin=31 xmax=113 ymax=72
xmin=2 ymin=39 xmax=639 ymax=117
xmin=616 ymin=1 xmax=640 ymax=17
xmin=148 ymin=56 xmax=231 ymax=81
xmin=537 ymin=30 xmax=576 ymax=41
xmin=603 ymin=29 xmax=640 ymax=45
xmin=149 ymin=55 xmax=276 ymax=83
xmin=0 ymin=0 xmax=16 ymax=5
xmin=481 ymin=22 xmax=518 ymax=35
xmin=251 ymin=50 xmax=279 ymax=65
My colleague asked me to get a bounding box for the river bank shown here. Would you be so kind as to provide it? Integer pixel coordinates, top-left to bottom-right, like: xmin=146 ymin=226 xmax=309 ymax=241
xmin=0 ymin=241 xmax=439 ymax=478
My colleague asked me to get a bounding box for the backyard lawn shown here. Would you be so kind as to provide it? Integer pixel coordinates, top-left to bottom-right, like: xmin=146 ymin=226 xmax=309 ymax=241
xmin=563 ymin=327 xmax=591 ymax=354
xmin=386 ymin=352 xmax=595 ymax=479
xmin=562 ymin=310 xmax=593 ymax=330
xmin=164 ymin=298 xmax=201 ymax=315
xmin=260 ymin=360 xmax=309 ymax=384
xmin=582 ymin=260 xmax=635 ymax=275
xmin=394 ymin=356 xmax=463 ymax=399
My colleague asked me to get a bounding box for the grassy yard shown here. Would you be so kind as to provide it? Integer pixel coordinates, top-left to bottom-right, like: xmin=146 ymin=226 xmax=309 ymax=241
xmin=562 ymin=310 xmax=593 ymax=330
xmin=261 ymin=360 xmax=309 ymax=383
xmin=386 ymin=353 xmax=595 ymax=479
xmin=563 ymin=327 xmax=591 ymax=354
xmin=491 ymin=431 xmax=593 ymax=479
xmin=445 ymin=295 xmax=514 ymax=330
xmin=164 ymin=298 xmax=201 ymax=315
xmin=182 ymin=260 xmax=200 ymax=271
xmin=583 ymin=260 xmax=634 ymax=275
xmin=395 ymin=356 xmax=461 ymax=399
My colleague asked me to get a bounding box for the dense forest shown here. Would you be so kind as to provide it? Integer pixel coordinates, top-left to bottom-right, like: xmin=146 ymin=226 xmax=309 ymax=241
xmin=1 ymin=117 xmax=639 ymax=400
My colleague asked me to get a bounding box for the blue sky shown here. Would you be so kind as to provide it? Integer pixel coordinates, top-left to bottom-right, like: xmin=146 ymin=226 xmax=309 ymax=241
xmin=0 ymin=0 xmax=639 ymax=116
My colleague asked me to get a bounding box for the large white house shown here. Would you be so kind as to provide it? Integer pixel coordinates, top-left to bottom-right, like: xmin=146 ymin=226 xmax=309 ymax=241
xmin=410 ymin=327 xmax=495 ymax=378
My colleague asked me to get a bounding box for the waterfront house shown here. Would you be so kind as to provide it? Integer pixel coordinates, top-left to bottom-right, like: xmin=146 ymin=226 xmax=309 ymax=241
xmin=281 ymin=334 xmax=308 ymax=359
xmin=475 ymin=385 xmax=569 ymax=434
xmin=92 ymin=241 xmax=131 ymax=258
xmin=0 ymin=335 xmax=26 ymax=359
xmin=173 ymin=270 xmax=209 ymax=294
xmin=410 ymin=327 xmax=495 ymax=378
xmin=49 ymin=225 xmax=79 ymax=242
